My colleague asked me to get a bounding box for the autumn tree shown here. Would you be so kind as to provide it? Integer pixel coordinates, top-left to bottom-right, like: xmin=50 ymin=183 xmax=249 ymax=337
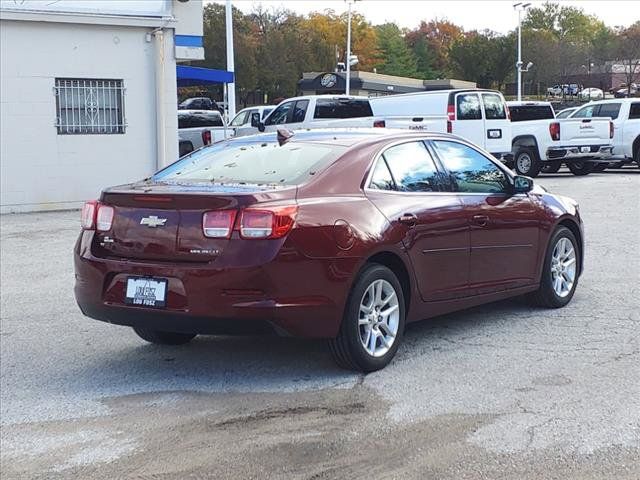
xmin=405 ymin=19 xmax=463 ymax=77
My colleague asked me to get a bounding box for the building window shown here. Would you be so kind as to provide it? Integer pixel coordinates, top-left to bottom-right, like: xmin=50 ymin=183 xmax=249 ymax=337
xmin=54 ymin=78 xmax=125 ymax=134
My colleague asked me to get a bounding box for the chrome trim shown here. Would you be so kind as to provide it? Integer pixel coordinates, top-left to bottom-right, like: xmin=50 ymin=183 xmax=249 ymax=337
xmin=422 ymin=247 xmax=469 ymax=254
xmin=471 ymin=244 xmax=533 ymax=250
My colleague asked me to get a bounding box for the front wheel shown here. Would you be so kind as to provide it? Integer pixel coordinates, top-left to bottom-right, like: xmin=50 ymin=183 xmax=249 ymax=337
xmin=329 ymin=264 xmax=405 ymax=372
xmin=514 ymin=147 xmax=541 ymax=177
xmin=567 ymin=161 xmax=594 ymax=176
xmin=527 ymin=227 xmax=580 ymax=308
xmin=133 ymin=327 xmax=196 ymax=345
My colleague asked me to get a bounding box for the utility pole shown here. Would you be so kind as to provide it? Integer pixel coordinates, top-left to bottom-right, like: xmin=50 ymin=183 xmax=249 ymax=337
xmin=225 ymin=0 xmax=236 ymax=119
xmin=345 ymin=0 xmax=353 ymax=95
xmin=513 ymin=2 xmax=531 ymax=101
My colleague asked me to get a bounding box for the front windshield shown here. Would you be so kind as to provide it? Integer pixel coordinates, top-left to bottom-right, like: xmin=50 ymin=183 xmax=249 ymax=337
xmin=154 ymin=140 xmax=347 ymax=186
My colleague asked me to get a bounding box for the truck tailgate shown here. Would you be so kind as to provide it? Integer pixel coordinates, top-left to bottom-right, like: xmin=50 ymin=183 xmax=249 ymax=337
xmin=560 ymin=118 xmax=611 ymax=145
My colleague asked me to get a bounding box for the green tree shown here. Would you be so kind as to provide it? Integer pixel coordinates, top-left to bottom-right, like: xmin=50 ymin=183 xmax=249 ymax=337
xmin=374 ymin=23 xmax=418 ymax=77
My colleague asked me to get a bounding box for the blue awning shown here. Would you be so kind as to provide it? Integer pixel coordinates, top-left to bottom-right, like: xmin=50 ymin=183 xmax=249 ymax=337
xmin=176 ymin=66 xmax=234 ymax=86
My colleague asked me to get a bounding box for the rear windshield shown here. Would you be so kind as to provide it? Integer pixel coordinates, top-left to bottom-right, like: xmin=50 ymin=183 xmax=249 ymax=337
xmin=178 ymin=111 xmax=223 ymax=128
xmin=509 ymin=105 xmax=555 ymax=122
xmin=313 ymin=98 xmax=373 ymax=119
xmin=153 ymin=141 xmax=347 ymax=186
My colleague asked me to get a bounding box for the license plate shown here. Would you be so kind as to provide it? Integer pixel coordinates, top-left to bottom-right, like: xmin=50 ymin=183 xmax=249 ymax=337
xmin=580 ymin=146 xmax=591 ymax=153
xmin=125 ymin=277 xmax=167 ymax=308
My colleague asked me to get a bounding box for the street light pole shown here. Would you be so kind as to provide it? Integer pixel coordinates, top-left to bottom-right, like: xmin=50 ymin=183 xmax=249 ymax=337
xmin=345 ymin=0 xmax=353 ymax=95
xmin=225 ymin=0 xmax=236 ymax=120
xmin=513 ymin=2 xmax=531 ymax=101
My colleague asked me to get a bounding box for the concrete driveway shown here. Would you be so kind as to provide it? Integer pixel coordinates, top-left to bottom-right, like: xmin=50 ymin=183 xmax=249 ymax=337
xmin=1 ymin=167 xmax=639 ymax=479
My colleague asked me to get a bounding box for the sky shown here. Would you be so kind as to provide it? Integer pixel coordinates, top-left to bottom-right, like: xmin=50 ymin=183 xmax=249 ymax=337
xmin=205 ymin=0 xmax=638 ymax=33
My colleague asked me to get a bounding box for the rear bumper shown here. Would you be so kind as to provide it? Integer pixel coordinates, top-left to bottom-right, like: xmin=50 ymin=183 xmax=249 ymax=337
xmin=546 ymin=145 xmax=613 ymax=160
xmin=74 ymin=232 xmax=357 ymax=339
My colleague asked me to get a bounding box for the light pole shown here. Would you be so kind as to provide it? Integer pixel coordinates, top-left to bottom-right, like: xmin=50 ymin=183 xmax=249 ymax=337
xmin=345 ymin=0 xmax=360 ymax=96
xmin=513 ymin=2 xmax=531 ymax=101
xmin=225 ymin=0 xmax=236 ymax=120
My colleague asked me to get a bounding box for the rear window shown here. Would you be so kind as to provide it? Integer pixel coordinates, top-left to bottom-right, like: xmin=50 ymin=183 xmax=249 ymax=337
xmin=482 ymin=94 xmax=507 ymax=120
xmin=153 ymin=141 xmax=347 ymax=186
xmin=630 ymin=103 xmax=640 ymax=119
xmin=456 ymin=94 xmax=482 ymax=120
xmin=314 ymin=98 xmax=373 ymax=119
xmin=509 ymin=105 xmax=555 ymax=122
xmin=178 ymin=112 xmax=223 ymax=129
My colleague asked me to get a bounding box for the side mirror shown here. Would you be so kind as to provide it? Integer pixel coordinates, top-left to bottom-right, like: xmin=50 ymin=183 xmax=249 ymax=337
xmin=250 ymin=112 xmax=265 ymax=132
xmin=513 ymin=175 xmax=534 ymax=194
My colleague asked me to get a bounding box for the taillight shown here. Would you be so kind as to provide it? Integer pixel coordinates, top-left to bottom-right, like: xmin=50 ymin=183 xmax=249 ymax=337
xmin=96 ymin=205 xmax=114 ymax=231
xmin=549 ymin=122 xmax=560 ymax=141
xmin=610 ymin=121 xmax=614 ymax=139
xmin=447 ymin=104 xmax=455 ymax=121
xmin=447 ymin=120 xmax=452 ymax=134
xmin=240 ymin=205 xmax=298 ymax=239
xmin=373 ymin=120 xmax=386 ymax=128
xmin=202 ymin=210 xmax=237 ymax=238
xmin=81 ymin=201 xmax=97 ymax=229
xmin=202 ymin=130 xmax=212 ymax=145
xmin=505 ymin=105 xmax=511 ymax=120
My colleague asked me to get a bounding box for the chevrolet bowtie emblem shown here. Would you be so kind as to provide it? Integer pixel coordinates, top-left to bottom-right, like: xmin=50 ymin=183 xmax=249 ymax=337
xmin=140 ymin=215 xmax=167 ymax=227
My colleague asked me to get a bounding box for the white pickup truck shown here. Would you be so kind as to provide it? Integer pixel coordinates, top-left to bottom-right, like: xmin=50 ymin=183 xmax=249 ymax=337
xmin=235 ymin=95 xmax=448 ymax=138
xmin=507 ymin=101 xmax=614 ymax=177
xmin=568 ymin=99 xmax=640 ymax=169
xmin=178 ymin=110 xmax=230 ymax=157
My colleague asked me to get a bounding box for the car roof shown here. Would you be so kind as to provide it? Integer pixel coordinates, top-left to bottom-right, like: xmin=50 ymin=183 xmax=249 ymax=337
xmin=223 ymin=128 xmax=465 ymax=148
xmin=581 ymin=98 xmax=638 ymax=105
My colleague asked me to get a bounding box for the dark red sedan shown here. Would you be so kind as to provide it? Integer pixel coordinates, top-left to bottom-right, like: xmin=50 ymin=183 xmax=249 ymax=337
xmin=74 ymin=129 xmax=583 ymax=372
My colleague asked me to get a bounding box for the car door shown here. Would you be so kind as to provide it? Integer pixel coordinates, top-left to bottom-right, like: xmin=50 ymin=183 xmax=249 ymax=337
xmin=429 ymin=139 xmax=540 ymax=295
xmin=623 ymin=102 xmax=640 ymax=158
xmin=365 ymin=140 xmax=469 ymax=302
xmin=453 ymin=92 xmax=484 ymax=149
xmin=480 ymin=92 xmax=510 ymax=155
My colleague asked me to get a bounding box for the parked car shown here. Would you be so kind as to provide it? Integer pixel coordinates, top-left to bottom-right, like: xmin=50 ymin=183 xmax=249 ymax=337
xmin=74 ymin=129 xmax=584 ymax=372
xmin=229 ymin=105 xmax=274 ymax=133
xmin=614 ymin=83 xmax=638 ymax=98
xmin=370 ymin=89 xmax=513 ymax=160
xmin=178 ymin=110 xmax=229 ymax=157
xmin=579 ymin=88 xmax=604 ymax=101
xmin=569 ymin=99 xmax=640 ymax=168
xmin=555 ymin=107 xmax=578 ymax=119
xmin=547 ymin=84 xmax=580 ymax=97
xmin=237 ymin=94 xmax=451 ymax=141
xmin=507 ymin=101 xmax=614 ymax=176
xmin=178 ymin=97 xmax=221 ymax=111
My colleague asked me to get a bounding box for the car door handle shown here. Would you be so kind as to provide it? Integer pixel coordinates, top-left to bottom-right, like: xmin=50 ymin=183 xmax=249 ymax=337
xmin=472 ymin=214 xmax=489 ymax=227
xmin=399 ymin=213 xmax=417 ymax=226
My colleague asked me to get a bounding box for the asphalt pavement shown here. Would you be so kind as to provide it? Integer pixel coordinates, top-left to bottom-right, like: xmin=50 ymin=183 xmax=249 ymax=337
xmin=1 ymin=166 xmax=639 ymax=479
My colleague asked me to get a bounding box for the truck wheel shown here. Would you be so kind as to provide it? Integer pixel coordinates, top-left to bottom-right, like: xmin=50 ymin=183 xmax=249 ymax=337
xmin=514 ymin=147 xmax=541 ymax=177
xmin=541 ymin=161 xmax=561 ymax=174
xmin=567 ymin=161 xmax=594 ymax=176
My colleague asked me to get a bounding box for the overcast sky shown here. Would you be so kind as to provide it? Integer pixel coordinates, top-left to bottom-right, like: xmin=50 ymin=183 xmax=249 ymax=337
xmin=206 ymin=1 xmax=637 ymax=33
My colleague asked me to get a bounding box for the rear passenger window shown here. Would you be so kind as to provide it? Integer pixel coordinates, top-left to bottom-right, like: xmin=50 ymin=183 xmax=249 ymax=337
xmin=432 ymin=140 xmax=509 ymax=194
xmin=630 ymin=103 xmax=640 ymax=119
xmin=314 ymin=98 xmax=373 ymax=119
xmin=482 ymin=94 xmax=507 ymax=120
xmin=382 ymin=141 xmax=443 ymax=192
xmin=369 ymin=159 xmax=395 ymax=191
xmin=598 ymin=103 xmax=621 ymax=120
xmin=456 ymin=93 xmax=482 ymax=120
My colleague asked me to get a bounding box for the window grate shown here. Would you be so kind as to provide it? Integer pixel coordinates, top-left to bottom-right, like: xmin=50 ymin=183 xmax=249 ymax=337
xmin=54 ymin=78 xmax=126 ymax=134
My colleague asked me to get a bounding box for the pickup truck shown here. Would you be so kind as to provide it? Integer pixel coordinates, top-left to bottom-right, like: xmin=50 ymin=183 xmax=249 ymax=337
xmin=236 ymin=95 xmax=448 ymax=138
xmin=507 ymin=101 xmax=614 ymax=177
xmin=178 ymin=110 xmax=230 ymax=157
xmin=568 ymin=99 xmax=640 ymax=169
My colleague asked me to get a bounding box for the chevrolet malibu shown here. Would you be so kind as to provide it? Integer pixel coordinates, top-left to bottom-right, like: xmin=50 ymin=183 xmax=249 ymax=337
xmin=74 ymin=129 xmax=583 ymax=372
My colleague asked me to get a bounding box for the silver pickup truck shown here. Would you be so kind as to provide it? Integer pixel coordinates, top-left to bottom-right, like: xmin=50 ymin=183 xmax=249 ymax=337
xmin=178 ymin=110 xmax=230 ymax=157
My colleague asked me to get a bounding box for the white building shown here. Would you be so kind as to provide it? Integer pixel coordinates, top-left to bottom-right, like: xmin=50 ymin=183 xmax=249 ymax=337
xmin=0 ymin=0 xmax=205 ymax=213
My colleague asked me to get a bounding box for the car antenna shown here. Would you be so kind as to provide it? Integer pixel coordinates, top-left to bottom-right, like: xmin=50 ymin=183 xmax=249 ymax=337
xmin=277 ymin=128 xmax=294 ymax=146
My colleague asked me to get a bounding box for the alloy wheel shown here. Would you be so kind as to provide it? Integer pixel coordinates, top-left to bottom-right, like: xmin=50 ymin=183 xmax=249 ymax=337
xmin=358 ymin=279 xmax=400 ymax=357
xmin=517 ymin=153 xmax=532 ymax=174
xmin=550 ymin=237 xmax=577 ymax=298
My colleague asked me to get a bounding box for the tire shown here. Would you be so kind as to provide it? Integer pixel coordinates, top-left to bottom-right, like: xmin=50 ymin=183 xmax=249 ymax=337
xmin=592 ymin=163 xmax=607 ymax=172
xmin=527 ymin=227 xmax=580 ymax=308
xmin=514 ymin=147 xmax=541 ymax=177
xmin=133 ymin=327 xmax=196 ymax=345
xmin=541 ymin=161 xmax=562 ymax=174
xmin=329 ymin=264 xmax=405 ymax=372
xmin=567 ymin=161 xmax=594 ymax=176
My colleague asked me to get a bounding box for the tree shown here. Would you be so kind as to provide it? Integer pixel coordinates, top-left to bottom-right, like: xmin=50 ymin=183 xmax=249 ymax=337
xmin=374 ymin=23 xmax=418 ymax=77
xmin=405 ymin=19 xmax=463 ymax=77
xmin=615 ymin=22 xmax=640 ymax=95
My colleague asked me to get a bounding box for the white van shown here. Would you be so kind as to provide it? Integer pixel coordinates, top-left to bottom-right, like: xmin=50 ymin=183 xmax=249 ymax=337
xmin=370 ymin=89 xmax=513 ymax=160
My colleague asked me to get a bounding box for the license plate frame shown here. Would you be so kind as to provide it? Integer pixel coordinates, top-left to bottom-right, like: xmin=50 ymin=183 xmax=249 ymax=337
xmin=580 ymin=146 xmax=591 ymax=153
xmin=125 ymin=277 xmax=168 ymax=308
